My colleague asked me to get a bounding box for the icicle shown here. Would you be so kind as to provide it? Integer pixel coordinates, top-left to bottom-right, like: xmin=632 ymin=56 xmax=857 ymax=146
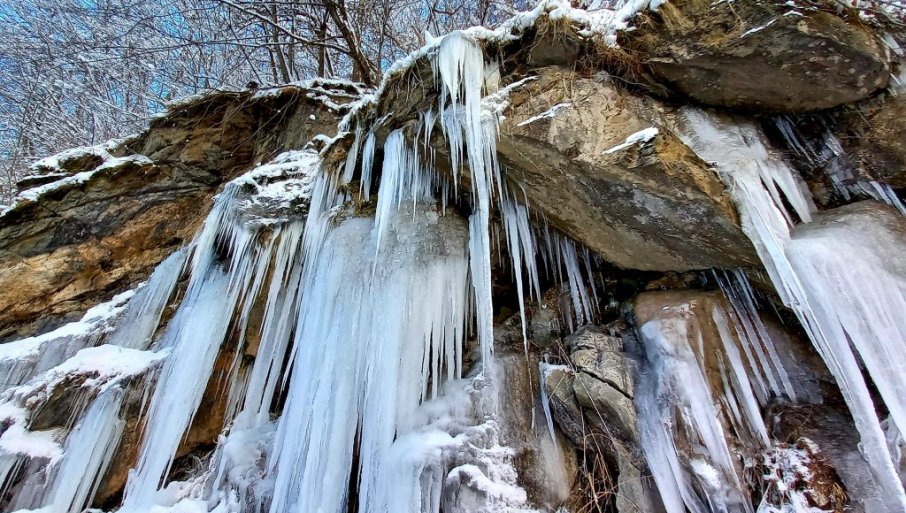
xmin=678 ymin=107 xmax=906 ymax=512
xmin=560 ymin=237 xmax=593 ymax=327
xmin=106 ymin=248 xmax=188 ymax=350
xmin=121 ymin=189 xmax=280 ymax=511
xmin=636 ymin=301 xmax=761 ymax=513
xmin=268 ymin=204 xmax=471 ymax=513
xmin=433 ymin=31 xmax=500 ymax=368
xmin=43 ymin=387 xmax=125 ymax=513
xmin=773 ymin=116 xmax=905 ymax=214
xmin=235 ymin=223 xmax=305 ymax=426
xmin=717 ymin=271 xmax=797 ymax=404
xmin=500 ymin=188 xmax=544 ymax=349
xmin=342 ymin=124 xmax=364 ymax=184
xmin=538 ymin=362 xmax=566 ymax=449
xmin=360 ymin=131 xmax=377 ymax=201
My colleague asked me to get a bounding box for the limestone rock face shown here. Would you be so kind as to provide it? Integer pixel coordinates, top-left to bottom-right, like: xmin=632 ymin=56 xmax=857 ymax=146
xmin=0 ymin=87 xmax=341 ymax=340
xmin=624 ymin=1 xmax=890 ymax=112
xmin=499 ymin=68 xmax=757 ymax=271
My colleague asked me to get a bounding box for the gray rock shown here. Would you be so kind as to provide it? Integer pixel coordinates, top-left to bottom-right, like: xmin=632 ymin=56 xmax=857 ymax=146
xmin=498 ymin=68 xmax=757 ymax=271
xmin=496 ymin=351 xmax=577 ymax=508
xmin=614 ymin=445 xmax=667 ymax=513
xmin=544 ymin=367 xmax=586 ymax=447
xmin=566 ymin=325 xmax=638 ymax=398
xmin=624 ymin=2 xmax=890 ymax=112
xmin=572 ymin=372 xmax=637 ymax=444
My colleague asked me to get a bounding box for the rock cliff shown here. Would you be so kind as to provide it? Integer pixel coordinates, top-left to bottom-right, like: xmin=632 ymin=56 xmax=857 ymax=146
xmin=1 ymin=2 xmax=905 ymax=513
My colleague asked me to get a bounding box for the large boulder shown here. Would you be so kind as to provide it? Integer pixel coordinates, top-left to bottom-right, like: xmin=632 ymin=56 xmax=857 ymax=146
xmin=498 ymin=67 xmax=758 ymax=271
xmin=623 ymin=1 xmax=890 ymax=112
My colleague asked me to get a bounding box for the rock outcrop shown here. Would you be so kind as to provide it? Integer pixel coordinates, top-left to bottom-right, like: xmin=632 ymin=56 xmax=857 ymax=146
xmin=498 ymin=67 xmax=757 ymax=271
xmin=623 ymin=1 xmax=891 ymax=112
xmin=0 ymin=84 xmax=348 ymax=340
xmin=830 ymin=93 xmax=906 ymax=188
xmin=1 ymin=2 xmax=905 ymax=513
xmin=543 ymin=323 xmax=665 ymax=513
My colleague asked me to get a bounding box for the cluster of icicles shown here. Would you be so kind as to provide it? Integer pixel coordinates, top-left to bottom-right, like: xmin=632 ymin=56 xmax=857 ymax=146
xmin=0 ymin=29 xmax=905 ymax=513
xmin=0 ymin=32 xmax=596 ymax=513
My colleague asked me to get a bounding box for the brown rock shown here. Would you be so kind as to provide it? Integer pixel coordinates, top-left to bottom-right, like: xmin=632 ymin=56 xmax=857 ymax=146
xmin=624 ymin=1 xmax=890 ymax=112
xmin=0 ymin=86 xmax=342 ymax=340
xmin=831 ymin=92 xmax=906 ymax=188
xmin=498 ymin=68 xmax=757 ymax=271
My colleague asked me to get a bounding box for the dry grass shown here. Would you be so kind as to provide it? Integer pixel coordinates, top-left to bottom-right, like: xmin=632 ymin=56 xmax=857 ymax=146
xmin=567 ymin=433 xmax=618 ymax=513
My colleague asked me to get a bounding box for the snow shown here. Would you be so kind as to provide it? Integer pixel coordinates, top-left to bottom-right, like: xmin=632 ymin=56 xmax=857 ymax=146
xmin=0 ymin=422 xmax=62 ymax=461
xmin=30 ymin=144 xmax=113 ymax=173
xmin=602 ymin=127 xmax=659 ymax=154
xmin=41 ymin=345 xmax=164 ymax=388
xmin=0 ymin=290 xmax=135 ymax=393
xmin=741 ymin=19 xmax=777 ymax=38
xmin=690 ymin=459 xmax=721 ymax=490
xmin=481 ymin=77 xmax=539 ymax=120
xmin=342 ymin=0 xmax=659 ymax=136
xmin=230 ymin=149 xmax=321 ymax=212
xmin=2 ymin=154 xmax=153 ymax=218
xmin=757 ymin=440 xmax=832 ymax=513
xmin=459 ymin=0 xmax=663 ymax=46
xmin=516 ymin=102 xmax=572 ymax=127
xmin=249 ymin=77 xmax=371 ymax=110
